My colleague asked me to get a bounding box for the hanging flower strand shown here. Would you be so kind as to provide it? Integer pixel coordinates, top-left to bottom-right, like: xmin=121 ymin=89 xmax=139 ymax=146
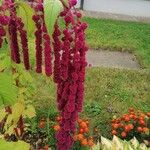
xmin=55 ymin=1 xmax=88 ymax=149
xmin=7 ymin=0 xmax=21 ymax=63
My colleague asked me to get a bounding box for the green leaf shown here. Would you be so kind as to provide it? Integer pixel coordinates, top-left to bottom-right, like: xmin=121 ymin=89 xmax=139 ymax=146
xmin=0 ymin=73 xmax=18 ymax=106
xmin=0 ymin=139 xmax=30 ymax=150
xmin=24 ymin=105 xmax=36 ymax=119
xmin=0 ymin=108 xmax=7 ymax=122
xmin=12 ymin=102 xmax=25 ymax=123
xmin=61 ymin=0 xmax=69 ymax=7
xmin=44 ymin=0 xmax=63 ymax=35
xmin=16 ymin=2 xmax=35 ymax=37
xmin=0 ymin=54 xmax=11 ymax=71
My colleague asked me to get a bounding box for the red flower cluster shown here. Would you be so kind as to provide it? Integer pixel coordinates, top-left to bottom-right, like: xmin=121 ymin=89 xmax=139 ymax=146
xmin=32 ymin=14 xmax=43 ymax=73
xmin=53 ymin=23 xmax=61 ymax=83
xmin=1 ymin=0 xmax=30 ymax=69
xmin=32 ymin=2 xmax=52 ymax=76
xmin=54 ymin=2 xmax=88 ymax=150
xmin=8 ymin=1 xmax=21 ymax=64
xmin=17 ymin=18 xmax=30 ymax=70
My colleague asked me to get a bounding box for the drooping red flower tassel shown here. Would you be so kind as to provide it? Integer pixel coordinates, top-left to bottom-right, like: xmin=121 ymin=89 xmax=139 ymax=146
xmin=55 ymin=4 xmax=88 ymax=149
xmin=16 ymin=18 xmax=30 ymax=70
xmin=33 ymin=15 xmax=43 ymax=73
xmin=53 ymin=23 xmax=62 ymax=82
xmin=43 ymin=25 xmax=52 ymax=76
xmin=7 ymin=0 xmax=21 ymax=63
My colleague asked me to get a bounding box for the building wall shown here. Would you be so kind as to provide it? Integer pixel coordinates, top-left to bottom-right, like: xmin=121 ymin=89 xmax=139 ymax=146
xmin=77 ymin=0 xmax=150 ymax=17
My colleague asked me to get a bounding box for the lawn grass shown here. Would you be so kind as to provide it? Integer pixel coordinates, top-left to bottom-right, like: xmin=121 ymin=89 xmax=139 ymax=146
xmin=83 ymin=17 xmax=150 ymax=68
xmin=32 ymin=67 xmax=150 ymax=138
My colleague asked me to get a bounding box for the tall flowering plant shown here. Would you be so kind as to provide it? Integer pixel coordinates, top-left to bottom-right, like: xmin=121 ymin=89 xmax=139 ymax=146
xmin=0 ymin=0 xmax=88 ymax=149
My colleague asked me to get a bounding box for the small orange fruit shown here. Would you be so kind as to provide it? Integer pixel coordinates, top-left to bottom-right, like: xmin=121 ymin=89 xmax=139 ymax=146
xmin=88 ymin=139 xmax=94 ymax=147
xmin=112 ymin=124 xmax=119 ymax=129
xmin=73 ymin=135 xmax=78 ymax=141
xmin=124 ymin=116 xmax=130 ymax=122
xmin=111 ymin=130 xmax=117 ymax=135
xmin=121 ymin=132 xmax=127 ymax=138
xmin=79 ymin=128 xmax=84 ymax=133
xmin=84 ymin=127 xmax=89 ymax=133
xmin=128 ymin=124 xmax=134 ymax=130
xmin=80 ymin=121 xmax=87 ymax=128
xmin=146 ymin=112 xmax=150 ymax=117
xmin=53 ymin=125 xmax=60 ymax=131
xmin=77 ymin=134 xmax=84 ymax=141
xmin=143 ymin=127 xmax=149 ymax=133
xmin=81 ymin=138 xmax=88 ymax=146
xmin=139 ymin=120 xmax=145 ymax=126
xmin=137 ymin=127 xmax=143 ymax=133
xmin=39 ymin=121 xmax=45 ymax=129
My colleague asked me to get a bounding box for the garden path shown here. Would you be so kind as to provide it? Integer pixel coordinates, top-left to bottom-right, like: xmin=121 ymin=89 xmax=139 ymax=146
xmin=87 ymin=49 xmax=140 ymax=69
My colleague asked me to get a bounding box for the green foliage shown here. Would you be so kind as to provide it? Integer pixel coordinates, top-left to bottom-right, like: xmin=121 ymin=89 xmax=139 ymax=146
xmin=44 ymin=0 xmax=63 ymax=35
xmin=0 ymin=139 xmax=30 ymax=150
xmin=83 ymin=17 xmax=150 ymax=68
xmin=84 ymin=102 xmax=102 ymax=116
xmin=0 ymin=101 xmax=36 ymax=137
xmin=16 ymin=1 xmax=35 ymax=37
xmin=0 ymin=54 xmax=11 ymax=71
xmin=92 ymin=136 xmax=150 ymax=150
xmin=0 ymin=73 xmax=18 ymax=105
xmin=62 ymin=0 xmax=69 ymax=7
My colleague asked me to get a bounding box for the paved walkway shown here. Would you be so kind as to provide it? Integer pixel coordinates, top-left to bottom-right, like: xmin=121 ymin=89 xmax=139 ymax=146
xmin=82 ymin=11 xmax=150 ymax=23
xmin=87 ymin=49 xmax=140 ymax=69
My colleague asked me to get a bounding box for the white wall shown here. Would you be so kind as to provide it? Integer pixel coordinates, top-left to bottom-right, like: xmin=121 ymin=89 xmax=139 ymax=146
xmin=77 ymin=0 xmax=150 ymax=17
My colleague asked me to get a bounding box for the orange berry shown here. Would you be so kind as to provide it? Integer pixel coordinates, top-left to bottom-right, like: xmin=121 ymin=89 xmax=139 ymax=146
xmin=44 ymin=145 xmax=49 ymax=150
xmin=143 ymin=127 xmax=149 ymax=133
xmin=128 ymin=124 xmax=134 ymax=130
xmin=78 ymin=118 xmax=82 ymax=123
xmin=119 ymin=123 xmax=124 ymax=128
xmin=81 ymin=138 xmax=88 ymax=146
xmin=111 ymin=130 xmax=117 ymax=135
xmin=73 ymin=135 xmax=78 ymax=141
xmin=139 ymin=120 xmax=146 ymax=126
xmin=129 ymin=114 xmax=134 ymax=119
xmin=146 ymin=113 xmax=150 ymax=117
xmin=88 ymin=139 xmax=94 ymax=147
xmin=84 ymin=127 xmax=89 ymax=133
xmin=137 ymin=127 xmax=143 ymax=133
xmin=77 ymin=134 xmax=84 ymax=141
xmin=53 ymin=125 xmax=60 ymax=131
xmin=56 ymin=116 xmax=62 ymax=122
xmin=112 ymin=124 xmax=119 ymax=129
xmin=140 ymin=113 xmax=145 ymax=118
xmin=124 ymin=125 xmax=130 ymax=132
xmin=79 ymin=128 xmax=84 ymax=133
xmin=133 ymin=115 xmax=137 ymax=120
xmin=139 ymin=116 xmax=144 ymax=120
xmin=124 ymin=116 xmax=130 ymax=122
xmin=121 ymin=132 xmax=127 ymax=138
xmin=39 ymin=121 xmax=45 ymax=129
xmin=80 ymin=121 xmax=87 ymax=128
